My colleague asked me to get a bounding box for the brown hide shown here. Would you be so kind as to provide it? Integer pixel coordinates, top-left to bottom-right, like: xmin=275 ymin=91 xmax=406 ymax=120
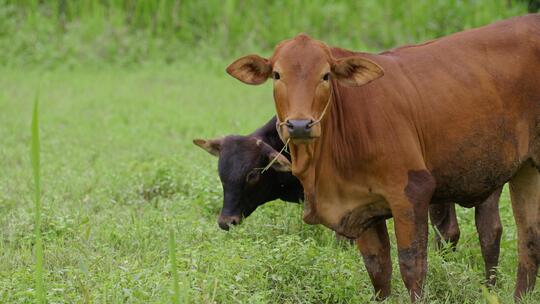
xmin=300 ymin=15 xmax=540 ymax=230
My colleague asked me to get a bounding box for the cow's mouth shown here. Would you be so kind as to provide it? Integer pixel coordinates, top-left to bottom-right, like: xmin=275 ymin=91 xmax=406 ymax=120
xmin=290 ymin=136 xmax=318 ymax=145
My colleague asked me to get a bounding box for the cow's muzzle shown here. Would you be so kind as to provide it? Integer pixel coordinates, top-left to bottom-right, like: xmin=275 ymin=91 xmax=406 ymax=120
xmin=286 ymin=119 xmax=314 ymax=139
xmin=217 ymin=214 xmax=242 ymax=231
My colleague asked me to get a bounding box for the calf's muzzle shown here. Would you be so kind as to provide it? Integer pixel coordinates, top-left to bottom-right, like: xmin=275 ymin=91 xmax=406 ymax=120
xmin=217 ymin=214 xmax=242 ymax=231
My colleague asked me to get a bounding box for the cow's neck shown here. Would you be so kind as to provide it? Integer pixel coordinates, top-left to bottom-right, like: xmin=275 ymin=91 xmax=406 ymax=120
xmin=290 ymin=79 xmax=393 ymax=225
xmin=289 ymin=81 xmax=353 ymax=224
xmin=289 ymin=142 xmax=319 ymax=223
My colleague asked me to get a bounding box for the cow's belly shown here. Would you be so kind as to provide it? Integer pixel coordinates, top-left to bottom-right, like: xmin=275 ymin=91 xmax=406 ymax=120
xmin=428 ymin=123 xmax=523 ymax=206
xmin=430 ymin=164 xmax=514 ymax=207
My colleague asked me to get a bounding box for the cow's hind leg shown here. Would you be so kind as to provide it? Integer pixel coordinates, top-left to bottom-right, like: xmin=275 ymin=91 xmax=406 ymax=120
xmin=509 ymin=162 xmax=540 ymax=300
xmin=474 ymin=187 xmax=503 ymax=286
xmin=429 ymin=203 xmax=460 ymax=250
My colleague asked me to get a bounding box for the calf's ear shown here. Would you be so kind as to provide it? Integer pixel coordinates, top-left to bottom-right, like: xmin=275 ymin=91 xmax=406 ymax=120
xmin=193 ymin=138 xmax=223 ymax=157
xmin=258 ymin=140 xmax=291 ymax=172
xmin=332 ymin=56 xmax=384 ymax=87
xmin=269 ymin=151 xmax=292 ymax=172
xmin=226 ymin=55 xmax=272 ymax=85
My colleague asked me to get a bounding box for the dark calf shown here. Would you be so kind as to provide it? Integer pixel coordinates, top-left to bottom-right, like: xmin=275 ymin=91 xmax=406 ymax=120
xmin=194 ymin=117 xmax=302 ymax=230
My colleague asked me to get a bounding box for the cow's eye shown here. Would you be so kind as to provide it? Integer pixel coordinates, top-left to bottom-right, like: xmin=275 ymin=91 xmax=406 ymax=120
xmin=322 ymin=72 xmax=330 ymax=81
xmin=273 ymin=71 xmax=280 ymax=80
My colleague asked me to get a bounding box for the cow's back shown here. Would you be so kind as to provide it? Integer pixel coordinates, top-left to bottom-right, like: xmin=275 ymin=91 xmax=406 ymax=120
xmin=397 ymin=15 xmax=540 ymax=204
xmin=336 ymin=15 xmax=540 ymax=204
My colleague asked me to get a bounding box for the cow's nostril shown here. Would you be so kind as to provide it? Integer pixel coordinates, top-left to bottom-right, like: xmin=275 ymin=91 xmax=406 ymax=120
xmin=230 ymin=216 xmax=241 ymax=225
xmin=287 ymin=119 xmax=313 ymax=138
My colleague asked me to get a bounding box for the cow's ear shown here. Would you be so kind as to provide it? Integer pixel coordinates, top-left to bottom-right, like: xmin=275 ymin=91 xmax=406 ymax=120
xmin=226 ymin=55 xmax=272 ymax=85
xmin=332 ymin=56 xmax=384 ymax=87
xmin=193 ymin=138 xmax=223 ymax=157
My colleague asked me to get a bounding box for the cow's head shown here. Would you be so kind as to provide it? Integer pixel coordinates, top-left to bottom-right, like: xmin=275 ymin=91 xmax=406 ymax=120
xmin=226 ymin=34 xmax=384 ymax=144
xmin=193 ymin=136 xmax=293 ymax=230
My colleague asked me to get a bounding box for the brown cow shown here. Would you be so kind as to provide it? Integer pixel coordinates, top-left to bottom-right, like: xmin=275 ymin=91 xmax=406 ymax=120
xmin=226 ymin=15 xmax=540 ymax=301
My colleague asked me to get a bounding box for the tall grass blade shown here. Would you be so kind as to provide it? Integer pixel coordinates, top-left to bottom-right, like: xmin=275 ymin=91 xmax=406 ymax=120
xmin=169 ymin=228 xmax=180 ymax=304
xmin=31 ymin=94 xmax=45 ymax=303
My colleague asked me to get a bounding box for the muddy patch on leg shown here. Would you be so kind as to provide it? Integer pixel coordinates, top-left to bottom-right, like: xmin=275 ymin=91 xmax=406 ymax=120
xmin=356 ymin=220 xmax=392 ymax=300
xmin=395 ymin=169 xmax=434 ymax=301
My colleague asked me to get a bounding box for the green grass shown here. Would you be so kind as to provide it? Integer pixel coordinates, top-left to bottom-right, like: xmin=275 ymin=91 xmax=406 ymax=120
xmin=1 ymin=62 xmax=539 ymax=303
xmin=168 ymin=227 xmax=181 ymax=304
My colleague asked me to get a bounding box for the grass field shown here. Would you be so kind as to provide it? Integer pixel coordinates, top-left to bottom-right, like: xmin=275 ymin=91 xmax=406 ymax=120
xmin=1 ymin=63 xmax=539 ymax=303
xmin=1 ymin=1 xmax=540 ymax=303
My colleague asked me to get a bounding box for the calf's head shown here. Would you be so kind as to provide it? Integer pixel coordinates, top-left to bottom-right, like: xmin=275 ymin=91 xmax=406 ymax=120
xmin=226 ymin=34 xmax=384 ymax=144
xmin=193 ymin=136 xmax=292 ymax=230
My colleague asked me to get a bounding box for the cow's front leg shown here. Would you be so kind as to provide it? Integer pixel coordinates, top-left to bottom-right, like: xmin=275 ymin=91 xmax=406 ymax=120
xmin=387 ymin=170 xmax=435 ymax=302
xmin=356 ymin=220 xmax=392 ymax=300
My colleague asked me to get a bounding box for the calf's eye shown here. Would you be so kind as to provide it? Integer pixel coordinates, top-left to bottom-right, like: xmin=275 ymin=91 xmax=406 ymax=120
xmin=245 ymin=170 xmax=260 ymax=184
xmin=273 ymin=71 xmax=280 ymax=80
xmin=322 ymin=72 xmax=330 ymax=81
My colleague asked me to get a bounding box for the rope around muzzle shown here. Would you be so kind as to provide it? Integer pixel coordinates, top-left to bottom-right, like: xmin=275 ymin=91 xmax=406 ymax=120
xmin=265 ymin=98 xmax=332 ymax=174
xmin=276 ymin=97 xmax=332 ymax=129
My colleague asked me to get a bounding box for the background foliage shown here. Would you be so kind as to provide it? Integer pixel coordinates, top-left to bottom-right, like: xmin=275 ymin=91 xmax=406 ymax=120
xmin=1 ymin=1 xmax=539 ymax=303
xmin=0 ymin=0 xmax=534 ymax=67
